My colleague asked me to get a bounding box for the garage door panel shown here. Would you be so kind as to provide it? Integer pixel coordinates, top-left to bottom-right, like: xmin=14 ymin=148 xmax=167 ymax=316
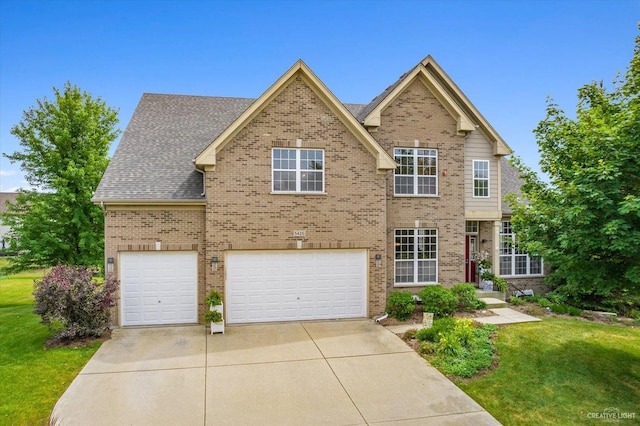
xmin=226 ymin=250 xmax=366 ymax=324
xmin=120 ymin=252 xmax=198 ymax=326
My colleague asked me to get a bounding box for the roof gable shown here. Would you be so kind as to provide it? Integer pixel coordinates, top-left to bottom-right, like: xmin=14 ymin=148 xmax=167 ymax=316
xmin=195 ymin=60 xmax=396 ymax=172
xmin=360 ymin=63 xmax=476 ymax=135
xmin=421 ymin=56 xmax=511 ymax=155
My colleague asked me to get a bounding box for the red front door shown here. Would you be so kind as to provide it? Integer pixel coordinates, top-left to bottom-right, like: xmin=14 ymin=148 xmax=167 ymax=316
xmin=465 ymin=235 xmax=477 ymax=283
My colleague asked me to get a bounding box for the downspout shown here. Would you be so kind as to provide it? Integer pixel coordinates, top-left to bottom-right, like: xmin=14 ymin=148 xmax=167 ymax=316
xmin=193 ymin=160 xmax=206 ymax=197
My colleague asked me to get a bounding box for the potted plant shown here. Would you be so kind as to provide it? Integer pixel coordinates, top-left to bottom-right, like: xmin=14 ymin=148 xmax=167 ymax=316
xmin=206 ymin=290 xmax=223 ymax=315
xmin=204 ymin=310 xmax=224 ymax=334
xmin=478 ymin=259 xmax=494 ymax=291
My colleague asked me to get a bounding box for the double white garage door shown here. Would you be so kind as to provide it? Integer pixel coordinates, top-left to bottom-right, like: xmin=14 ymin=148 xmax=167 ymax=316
xmin=120 ymin=250 xmax=367 ymax=326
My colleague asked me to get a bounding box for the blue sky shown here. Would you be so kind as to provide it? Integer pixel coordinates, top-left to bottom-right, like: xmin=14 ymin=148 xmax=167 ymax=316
xmin=0 ymin=0 xmax=638 ymax=191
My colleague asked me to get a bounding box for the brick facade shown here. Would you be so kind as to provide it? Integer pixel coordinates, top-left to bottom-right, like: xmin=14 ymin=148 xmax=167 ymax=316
xmin=104 ymin=207 xmax=206 ymax=324
xmin=372 ymin=79 xmax=466 ymax=292
xmin=205 ymin=76 xmax=388 ymax=316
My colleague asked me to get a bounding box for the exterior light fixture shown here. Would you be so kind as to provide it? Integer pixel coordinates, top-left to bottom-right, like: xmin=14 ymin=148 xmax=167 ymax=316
xmin=481 ymin=239 xmax=488 ymax=244
xmin=211 ymin=256 xmax=219 ymax=271
xmin=107 ymin=257 xmax=115 ymax=274
xmin=375 ymin=254 xmax=382 ymax=268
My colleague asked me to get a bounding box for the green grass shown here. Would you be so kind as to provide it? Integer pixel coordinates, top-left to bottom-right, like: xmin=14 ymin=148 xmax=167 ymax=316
xmin=458 ymin=318 xmax=640 ymax=425
xmin=0 ymin=259 xmax=102 ymax=425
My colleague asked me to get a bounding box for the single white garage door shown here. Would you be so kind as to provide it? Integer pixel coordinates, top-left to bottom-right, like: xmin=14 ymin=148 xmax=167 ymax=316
xmin=226 ymin=250 xmax=367 ymax=324
xmin=120 ymin=252 xmax=198 ymax=326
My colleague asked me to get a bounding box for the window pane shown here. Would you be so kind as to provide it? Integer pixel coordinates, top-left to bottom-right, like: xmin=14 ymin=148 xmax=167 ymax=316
xmin=417 ymin=176 xmax=436 ymax=195
xmin=466 ymin=221 xmax=478 ymax=233
xmin=273 ymin=171 xmax=296 ymax=191
xmin=418 ymin=260 xmax=436 ymax=282
xmin=301 ymin=171 xmax=323 ymax=192
xmin=499 ymin=256 xmax=512 ymax=275
xmin=515 ymin=255 xmax=528 ymax=275
xmin=530 ymin=257 xmax=542 ymax=274
xmin=395 ymin=230 xmax=414 ymax=260
xmin=394 ymin=176 xmax=414 ymax=194
xmin=395 ymin=261 xmax=414 ymax=283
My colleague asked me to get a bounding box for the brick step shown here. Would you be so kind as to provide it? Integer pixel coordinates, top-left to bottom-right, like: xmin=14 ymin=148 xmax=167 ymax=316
xmin=478 ymin=297 xmax=508 ymax=309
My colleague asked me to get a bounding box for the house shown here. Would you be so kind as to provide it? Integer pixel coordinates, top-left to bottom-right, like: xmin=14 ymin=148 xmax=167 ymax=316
xmin=93 ymin=56 xmax=544 ymax=327
xmin=0 ymin=192 xmax=18 ymax=253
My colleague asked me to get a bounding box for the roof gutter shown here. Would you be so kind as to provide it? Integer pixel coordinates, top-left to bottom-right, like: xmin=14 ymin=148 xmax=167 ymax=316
xmin=192 ymin=159 xmax=206 ymax=197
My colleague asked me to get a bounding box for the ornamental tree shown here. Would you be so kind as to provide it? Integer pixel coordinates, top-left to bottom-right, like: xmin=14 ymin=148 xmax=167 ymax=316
xmin=2 ymin=83 xmax=119 ymax=272
xmin=507 ymin=30 xmax=640 ymax=313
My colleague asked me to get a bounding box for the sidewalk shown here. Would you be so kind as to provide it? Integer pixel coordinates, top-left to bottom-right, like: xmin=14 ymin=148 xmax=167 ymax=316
xmin=386 ymin=307 xmax=540 ymax=334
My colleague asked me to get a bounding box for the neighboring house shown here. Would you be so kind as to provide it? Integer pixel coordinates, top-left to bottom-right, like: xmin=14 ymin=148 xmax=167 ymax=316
xmin=0 ymin=192 xmax=18 ymax=253
xmin=93 ymin=56 xmax=544 ymax=327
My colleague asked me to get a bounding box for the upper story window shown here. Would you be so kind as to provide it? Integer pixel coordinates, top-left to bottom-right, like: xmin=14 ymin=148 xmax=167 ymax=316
xmin=272 ymin=148 xmax=324 ymax=193
xmin=499 ymin=221 xmax=543 ymax=276
xmin=394 ymin=228 xmax=438 ymax=285
xmin=473 ymin=160 xmax=489 ymax=197
xmin=394 ymin=148 xmax=437 ymax=196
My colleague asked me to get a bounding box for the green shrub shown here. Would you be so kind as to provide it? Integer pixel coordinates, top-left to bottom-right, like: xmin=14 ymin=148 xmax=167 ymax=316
xmin=204 ymin=310 xmax=223 ymax=322
xmin=538 ymin=298 xmax=553 ymax=308
xmin=493 ymin=276 xmax=509 ymax=292
xmin=568 ymin=306 xmax=582 ymax=316
xmin=451 ymin=283 xmax=485 ymax=311
xmin=205 ymin=290 xmax=223 ymax=306
xmin=385 ymin=291 xmax=416 ymax=320
xmin=629 ymin=309 xmax=640 ymax=320
xmin=402 ymin=328 xmax=418 ymax=340
xmin=418 ymin=285 xmax=457 ymax=318
xmin=429 ymin=321 xmax=497 ymax=378
xmin=417 ymin=341 xmax=436 ymax=355
xmin=551 ymin=304 xmax=569 ymax=314
xmin=523 ymin=294 xmax=542 ymax=303
xmin=510 ymin=296 xmax=526 ymax=305
xmin=416 ymin=317 xmax=456 ymax=342
xmin=33 ymin=265 xmax=119 ymax=341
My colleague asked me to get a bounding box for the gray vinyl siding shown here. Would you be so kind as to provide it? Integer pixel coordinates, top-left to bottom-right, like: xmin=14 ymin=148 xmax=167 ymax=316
xmin=464 ymin=131 xmax=499 ymax=211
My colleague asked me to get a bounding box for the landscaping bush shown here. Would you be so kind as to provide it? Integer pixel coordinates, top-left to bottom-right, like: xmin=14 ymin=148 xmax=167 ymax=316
xmin=33 ymin=265 xmax=119 ymax=341
xmin=418 ymin=285 xmax=457 ymax=318
xmin=568 ymin=306 xmax=582 ymax=316
xmin=538 ymin=298 xmax=553 ymax=308
xmin=428 ymin=319 xmax=498 ymax=378
xmin=550 ymin=304 xmax=569 ymax=315
xmin=416 ymin=317 xmax=456 ymax=342
xmin=385 ymin=291 xmax=416 ymax=320
xmin=509 ymin=296 xmax=526 ymax=305
xmin=451 ymin=283 xmax=486 ymax=311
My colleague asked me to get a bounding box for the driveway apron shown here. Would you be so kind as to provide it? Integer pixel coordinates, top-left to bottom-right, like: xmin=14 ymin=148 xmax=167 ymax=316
xmin=52 ymin=320 xmax=500 ymax=425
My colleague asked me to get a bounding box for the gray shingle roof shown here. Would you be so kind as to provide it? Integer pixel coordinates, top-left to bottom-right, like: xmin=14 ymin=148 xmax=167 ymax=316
xmin=355 ymin=70 xmax=412 ymax=122
xmin=93 ymin=94 xmax=255 ymax=201
xmin=501 ymin=156 xmax=525 ymax=214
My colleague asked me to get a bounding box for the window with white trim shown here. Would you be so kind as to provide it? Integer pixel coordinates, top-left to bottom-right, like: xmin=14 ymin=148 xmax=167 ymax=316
xmin=394 ymin=148 xmax=437 ymax=195
xmin=394 ymin=228 xmax=438 ymax=285
xmin=272 ymin=148 xmax=324 ymax=193
xmin=473 ymin=160 xmax=489 ymax=197
xmin=499 ymin=221 xmax=543 ymax=276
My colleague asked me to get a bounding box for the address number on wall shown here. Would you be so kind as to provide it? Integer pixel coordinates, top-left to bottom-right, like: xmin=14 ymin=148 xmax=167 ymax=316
xmin=293 ymin=230 xmax=306 ymax=237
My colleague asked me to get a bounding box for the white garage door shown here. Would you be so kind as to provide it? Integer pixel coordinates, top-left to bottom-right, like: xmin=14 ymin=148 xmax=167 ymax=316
xmin=226 ymin=250 xmax=367 ymax=324
xmin=120 ymin=252 xmax=198 ymax=326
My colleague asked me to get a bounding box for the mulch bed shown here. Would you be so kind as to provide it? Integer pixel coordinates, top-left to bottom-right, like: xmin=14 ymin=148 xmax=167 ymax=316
xmin=44 ymin=328 xmax=112 ymax=349
xmin=378 ymin=306 xmax=496 ymax=327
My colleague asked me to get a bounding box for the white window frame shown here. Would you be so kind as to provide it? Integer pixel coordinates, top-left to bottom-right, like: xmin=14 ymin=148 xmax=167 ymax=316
xmin=499 ymin=220 xmax=544 ymax=277
xmin=394 ymin=228 xmax=438 ymax=286
xmin=473 ymin=160 xmax=490 ymax=198
xmin=394 ymin=148 xmax=438 ymax=196
xmin=272 ymin=148 xmax=325 ymax=193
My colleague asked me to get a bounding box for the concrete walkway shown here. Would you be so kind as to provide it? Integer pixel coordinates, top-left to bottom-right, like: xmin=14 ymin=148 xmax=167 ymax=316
xmin=386 ymin=307 xmax=540 ymax=334
xmin=51 ymin=320 xmax=500 ymax=425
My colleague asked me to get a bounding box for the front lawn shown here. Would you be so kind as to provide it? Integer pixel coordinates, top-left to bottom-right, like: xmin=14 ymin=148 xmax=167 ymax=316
xmin=458 ymin=318 xmax=640 ymax=425
xmin=0 ymin=259 xmax=102 ymax=425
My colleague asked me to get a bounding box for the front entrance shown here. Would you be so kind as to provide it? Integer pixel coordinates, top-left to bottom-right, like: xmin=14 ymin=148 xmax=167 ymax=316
xmin=465 ymin=235 xmax=477 ymax=283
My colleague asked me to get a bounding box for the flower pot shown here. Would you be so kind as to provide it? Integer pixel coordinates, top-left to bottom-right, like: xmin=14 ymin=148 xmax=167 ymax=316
xmin=210 ymin=321 xmax=224 ymax=335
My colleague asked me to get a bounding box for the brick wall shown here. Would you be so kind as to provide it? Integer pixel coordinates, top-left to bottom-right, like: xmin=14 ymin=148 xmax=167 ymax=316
xmin=372 ymin=79 xmax=467 ymax=292
xmin=104 ymin=207 xmax=206 ymax=324
xmin=205 ymin=75 xmax=389 ymax=316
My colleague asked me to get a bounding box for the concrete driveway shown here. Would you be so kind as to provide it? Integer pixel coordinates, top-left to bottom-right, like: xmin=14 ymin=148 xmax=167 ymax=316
xmin=52 ymin=320 xmax=499 ymax=425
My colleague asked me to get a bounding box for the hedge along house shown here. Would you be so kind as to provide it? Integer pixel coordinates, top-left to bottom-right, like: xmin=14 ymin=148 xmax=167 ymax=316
xmin=93 ymin=56 xmax=544 ymax=327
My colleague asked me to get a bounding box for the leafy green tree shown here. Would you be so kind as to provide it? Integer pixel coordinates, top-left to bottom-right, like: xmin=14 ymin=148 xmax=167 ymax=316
xmin=508 ymin=30 xmax=640 ymax=312
xmin=2 ymin=83 xmax=119 ymax=272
